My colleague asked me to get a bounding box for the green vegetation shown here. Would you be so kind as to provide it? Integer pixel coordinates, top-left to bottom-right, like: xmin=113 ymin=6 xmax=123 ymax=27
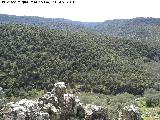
xmin=0 ymin=14 xmax=99 ymax=35
xmin=79 ymin=92 xmax=137 ymax=119
xmin=94 ymin=17 xmax=160 ymax=41
xmin=0 ymin=23 xmax=158 ymax=98
xmin=144 ymin=88 xmax=160 ymax=107
xmin=137 ymin=94 xmax=160 ymax=119
xmin=1 ymin=14 xmax=160 ymax=119
xmin=79 ymin=91 xmax=160 ymax=120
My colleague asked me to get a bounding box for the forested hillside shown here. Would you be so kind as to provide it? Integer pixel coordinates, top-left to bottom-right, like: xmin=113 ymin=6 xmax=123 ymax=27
xmin=0 ymin=14 xmax=99 ymax=34
xmin=94 ymin=17 xmax=160 ymax=41
xmin=2 ymin=14 xmax=160 ymax=42
xmin=1 ymin=14 xmax=160 ymax=120
xmin=0 ymin=23 xmax=159 ymax=98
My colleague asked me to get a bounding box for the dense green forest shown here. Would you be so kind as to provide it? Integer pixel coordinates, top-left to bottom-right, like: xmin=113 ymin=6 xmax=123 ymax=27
xmin=0 ymin=14 xmax=99 ymax=34
xmin=94 ymin=17 xmax=160 ymax=41
xmin=0 ymin=23 xmax=160 ymax=98
xmin=1 ymin=14 xmax=160 ymax=120
xmin=0 ymin=14 xmax=160 ymax=96
xmin=2 ymin=14 xmax=160 ymax=41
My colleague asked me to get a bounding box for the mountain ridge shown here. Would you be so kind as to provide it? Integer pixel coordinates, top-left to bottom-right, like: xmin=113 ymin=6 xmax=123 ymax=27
xmin=2 ymin=13 xmax=160 ymax=41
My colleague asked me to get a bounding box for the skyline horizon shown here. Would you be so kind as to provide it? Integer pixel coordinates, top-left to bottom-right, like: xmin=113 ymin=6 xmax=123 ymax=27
xmin=1 ymin=13 xmax=160 ymax=23
xmin=0 ymin=0 xmax=160 ymax=22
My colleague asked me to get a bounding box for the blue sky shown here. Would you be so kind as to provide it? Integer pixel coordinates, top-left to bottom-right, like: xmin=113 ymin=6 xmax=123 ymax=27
xmin=0 ymin=0 xmax=160 ymax=22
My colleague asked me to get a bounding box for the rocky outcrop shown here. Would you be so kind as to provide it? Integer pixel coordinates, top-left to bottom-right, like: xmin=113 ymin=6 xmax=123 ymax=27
xmin=2 ymin=82 xmax=108 ymax=120
xmin=119 ymin=105 xmax=141 ymax=120
xmin=0 ymin=87 xmax=5 ymax=119
xmin=3 ymin=99 xmax=49 ymax=120
xmin=38 ymin=82 xmax=85 ymax=120
xmin=0 ymin=87 xmax=4 ymax=105
xmin=0 ymin=87 xmax=5 ymax=103
xmin=1 ymin=83 xmax=143 ymax=120
xmin=84 ymin=104 xmax=108 ymax=120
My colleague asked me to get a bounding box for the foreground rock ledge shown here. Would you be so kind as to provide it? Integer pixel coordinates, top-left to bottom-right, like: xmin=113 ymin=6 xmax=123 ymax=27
xmin=2 ymin=82 xmax=108 ymax=120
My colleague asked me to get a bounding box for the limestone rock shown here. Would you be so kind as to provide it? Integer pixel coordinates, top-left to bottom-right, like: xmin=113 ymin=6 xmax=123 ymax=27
xmin=120 ymin=105 xmax=141 ymax=120
xmin=85 ymin=104 xmax=108 ymax=120
xmin=38 ymin=82 xmax=84 ymax=120
xmin=2 ymin=82 xmax=108 ymax=120
xmin=0 ymin=87 xmax=5 ymax=118
xmin=2 ymin=99 xmax=50 ymax=120
xmin=0 ymin=87 xmax=4 ymax=101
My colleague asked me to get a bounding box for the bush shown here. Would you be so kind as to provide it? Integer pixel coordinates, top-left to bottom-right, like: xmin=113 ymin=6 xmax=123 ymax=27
xmin=144 ymin=88 xmax=160 ymax=107
xmin=145 ymin=94 xmax=160 ymax=107
xmin=79 ymin=92 xmax=137 ymax=119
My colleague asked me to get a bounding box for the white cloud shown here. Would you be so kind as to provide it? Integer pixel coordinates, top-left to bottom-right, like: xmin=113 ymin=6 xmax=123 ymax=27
xmin=0 ymin=0 xmax=160 ymax=22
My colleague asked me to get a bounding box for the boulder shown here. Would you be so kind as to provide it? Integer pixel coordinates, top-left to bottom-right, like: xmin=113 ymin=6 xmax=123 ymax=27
xmin=0 ymin=87 xmax=5 ymax=118
xmin=3 ymin=99 xmax=49 ymax=120
xmin=85 ymin=104 xmax=108 ymax=120
xmin=38 ymin=82 xmax=84 ymax=120
xmin=120 ymin=105 xmax=141 ymax=120
xmin=0 ymin=87 xmax=4 ymax=101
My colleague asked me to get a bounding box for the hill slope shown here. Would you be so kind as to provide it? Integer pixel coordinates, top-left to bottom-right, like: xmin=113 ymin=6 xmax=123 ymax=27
xmin=2 ymin=14 xmax=160 ymax=41
xmin=0 ymin=24 xmax=158 ymax=97
xmin=94 ymin=17 xmax=160 ymax=41
xmin=0 ymin=14 xmax=99 ymax=34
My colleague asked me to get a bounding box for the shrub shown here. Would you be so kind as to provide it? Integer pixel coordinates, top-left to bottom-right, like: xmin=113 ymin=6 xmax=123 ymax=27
xmin=145 ymin=94 xmax=160 ymax=107
xmin=144 ymin=88 xmax=160 ymax=107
